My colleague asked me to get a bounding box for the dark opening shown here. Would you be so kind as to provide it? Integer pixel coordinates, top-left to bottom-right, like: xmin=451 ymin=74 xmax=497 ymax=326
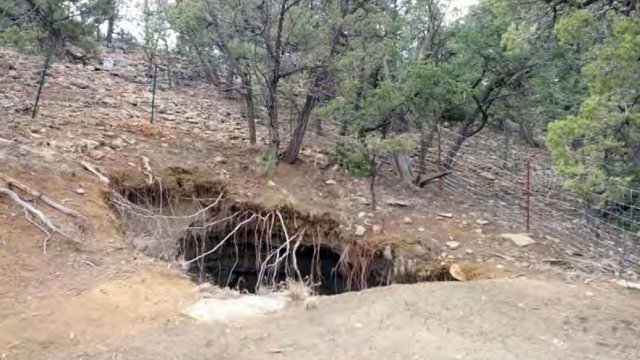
xmin=188 ymin=241 xmax=348 ymax=295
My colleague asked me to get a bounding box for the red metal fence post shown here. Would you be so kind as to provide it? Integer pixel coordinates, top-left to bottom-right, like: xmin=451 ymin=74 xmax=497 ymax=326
xmin=524 ymin=155 xmax=531 ymax=232
xmin=437 ymin=124 xmax=443 ymax=192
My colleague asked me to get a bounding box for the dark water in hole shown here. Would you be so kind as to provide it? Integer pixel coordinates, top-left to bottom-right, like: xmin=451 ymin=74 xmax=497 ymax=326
xmin=190 ymin=243 xmax=348 ymax=295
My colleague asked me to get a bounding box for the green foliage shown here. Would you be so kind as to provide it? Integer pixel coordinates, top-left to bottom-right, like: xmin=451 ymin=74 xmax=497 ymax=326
xmin=335 ymin=140 xmax=371 ymax=177
xmin=548 ymin=13 xmax=640 ymax=216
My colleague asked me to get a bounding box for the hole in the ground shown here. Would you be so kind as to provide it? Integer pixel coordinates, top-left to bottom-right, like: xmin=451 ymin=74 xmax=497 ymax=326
xmin=107 ymin=168 xmax=458 ymax=296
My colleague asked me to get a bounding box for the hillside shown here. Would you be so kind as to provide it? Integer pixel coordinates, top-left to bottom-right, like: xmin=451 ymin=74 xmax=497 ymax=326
xmin=1 ymin=41 xmax=639 ymax=359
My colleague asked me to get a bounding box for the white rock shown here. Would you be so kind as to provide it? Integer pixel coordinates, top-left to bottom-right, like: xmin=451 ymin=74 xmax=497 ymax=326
xmin=476 ymin=219 xmax=490 ymax=226
xmin=386 ymin=198 xmax=410 ymax=207
xmin=354 ymin=225 xmax=366 ymax=236
xmin=325 ymin=179 xmax=337 ymax=185
xmin=417 ymin=227 xmax=425 ymax=232
xmin=446 ymin=241 xmax=460 ymax=250
xmin=403 ymin=217 xmax=413 ymax=224
xmin=372 ymin=224 xmax=382 ymax=235
xmin=500 ymin=233 xmax=536 ymax=247
xmin=437 ymin=213 xmax=453 ymax=218
xmin=74 ymin=188 xmax=85 ymax=195
xmin=357 ymin=212 xmax=366 ymax=219
xmin=267 ymin=180 xmax=276 ymax=187
xmin=88 ymin=149 xmax=105 ymax=160
xmin=479 ymin=171 xmax=496 ymax=180
xmin=214 ymin=156 xmax=227 ymax=164
xmin=81 ymin=139 xmax=100 ymax=149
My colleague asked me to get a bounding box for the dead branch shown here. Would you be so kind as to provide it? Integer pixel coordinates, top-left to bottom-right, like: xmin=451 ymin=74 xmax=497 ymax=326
xmin=0 ymin=187 xmax=82 ymax=245
xmin=79 ymin=161 xmax=110 ymax=184
xmin=0 ymin=172 xmax=86 ymax=220
xmin=141 ymin=156 xmax=154 ymax=185
xmin=417 ymin=171 xmax=451 ymax=188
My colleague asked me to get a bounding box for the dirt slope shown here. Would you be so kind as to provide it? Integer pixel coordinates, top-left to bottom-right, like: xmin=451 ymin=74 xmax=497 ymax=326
xmin=50 ymin=278 xmax=640 ymax=360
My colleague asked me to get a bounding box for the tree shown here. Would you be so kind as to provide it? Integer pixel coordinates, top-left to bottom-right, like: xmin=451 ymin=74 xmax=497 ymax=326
xmin=1 ymin=0 xmax=109 ymax=117
xmin=548 ymin=11 xmax=640 ymax=223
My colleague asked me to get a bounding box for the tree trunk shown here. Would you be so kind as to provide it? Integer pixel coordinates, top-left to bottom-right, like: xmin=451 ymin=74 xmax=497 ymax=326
xmin=393 ymin=152 xmax=414 ymax=183
xmin=242 ymin=73 xmax=257 ymax=145
xmin=444 ymin=121 xmax=470 ymax=170
xmin=282 ymin=93 xmax=317 ymax=163
xmin=417 ymin=121 xmax=438 ymax=178
xmin=106 ymin=15 xmax=115 ymax=45
xmin=265 ymin=77 xmax=280 ymax=158
xmin=32 ymin=48 xmax=52 ymax=118
xmin=315 ymin=117 xmax=322 ymax=136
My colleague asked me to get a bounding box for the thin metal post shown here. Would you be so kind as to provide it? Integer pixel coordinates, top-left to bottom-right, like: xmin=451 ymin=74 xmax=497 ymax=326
xmin=525 ymin=155 xmax=531 ymax=232
xmin=150 ymin=63 xmax=158 ymax=123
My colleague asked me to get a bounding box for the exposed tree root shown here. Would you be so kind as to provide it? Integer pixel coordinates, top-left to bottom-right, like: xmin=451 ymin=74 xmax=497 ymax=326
xmin=80 ymin=160 xmax=110 ymax=184
xmin=0 ymin=187 xmax=82 ymax=245
xmin=0 ymin=172 xmax=86 ymax=220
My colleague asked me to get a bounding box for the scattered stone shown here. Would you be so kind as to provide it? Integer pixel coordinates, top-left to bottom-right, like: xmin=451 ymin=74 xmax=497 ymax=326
xmin=88 ymin=149 xmax=105 ymax=160
xmin=616 ymin=280 xmax=640 ymax=291
xmin=266 ymin=180 xmax=276 ymax=187
xmin=80 ymin=139 xmax=100 ymax=149
xmin=446 ymin=241 xmax=460 ymax=250
xmin=437 ymin=212 xmax=453 ymax=218
xmin=162 ymin=114 xmax=177 ymax=121
xmin=496 ymin=264 xmax=505 ymax=269
xmin=403 ymin=217 xmax=413 ymax=224
xmin=417 ymin=227 xmax=425 ymax=232
xmin=585 ymin=291 xmax=595 ymax=297
xmin=476 ymin=219 xmax=490 ymax=226
xmin=449 ymin=264 xmax=466 ymax=281
xmin=354 ymin=225 xmax=366 ymax=236
xmin=325 ymin=179 xmax=337 ymax=185
xmin=8 ymin=70 xmax=19 ymax=79
xmin=386 ymin=198 xmax=410 ymax=207
xmin=213 ymin=156 xmax=227 ymax=164
xmin=70 ymin=79 xmax=90 ymax=89
xmin=372 ymin=224 xmax=382 ymax=235
xmin=357 ymin=212 xmax=366 ymax=219
xmin=74 ymin=188 xmax=85 ymax=195
xmin=500 ymin=233 xmax=536 ymax=247
xmin=465 ymin=249 xmax=474 ymax=255
xmin=109 ymin=138 xmax=124 ymax=150
xmin=479 ymin=171 xmax=496 ymax=181
xmin=304 ymin=297 xmax=318 ymax=310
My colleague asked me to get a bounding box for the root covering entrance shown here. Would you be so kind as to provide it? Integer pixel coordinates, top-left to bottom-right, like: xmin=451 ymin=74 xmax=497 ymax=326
xmin=108 ymin=167 xmax=456 ymax=295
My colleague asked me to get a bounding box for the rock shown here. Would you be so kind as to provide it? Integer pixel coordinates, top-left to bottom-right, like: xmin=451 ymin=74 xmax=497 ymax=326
xmin=615 ymin=280 xmax=640 ymax=291
xmin=479 ymin=171 xmax=496 ymax=180
xmin=372 ymin=224 xmax=382 ymax=235
xmin=465 ymin=249 xmax=474 ymax=254
xmin=437 ymin=213 xmax=453 ymax=218
xmin=446 ymin=241 xmax=460 ymax=250
xmin=476 ymin=219 xmax=490 ymax=226
xmin=403 ymin=217 xmax=413 ymax=224
xmin=88 ymin=149 xmax=105 ymax=160
xmin=417 ymin=227 xmax=425 ymax=232
xmin=500 ymin=233 xmax=536 ymax=247
xmin=449 ymin=264 xmax=466 ymax=281
xmin=74 ymin=188 xmax=85 ymax=195
xmin=386 ymin=198 xmax=410 ymax=207
xmin=80 ymin=139 xmax=100 ymax=150
xmin=70 ymin=79 xmax=91 ymax=89
xmin=354 ymin=225 xmax=366 ymax=236
xmin=162 ymin=114 xmax=177 ymax=121
xmin=213 ymin=156 xmax=227 ymax=164
xmin=109 ymin=138 xmax=124 ymax=150
xmin=267 ymin=180 xmax=276 ymax=187
xmin=357 ymin=212 xmax=366 ymax=219
xmin=8 ymin=70 xmax=19 ymax=79
xmin=325 ymin=179 xmax=337 ymax=185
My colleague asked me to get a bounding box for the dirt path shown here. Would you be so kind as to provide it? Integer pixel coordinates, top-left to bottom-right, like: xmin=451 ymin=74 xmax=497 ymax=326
xmin=47 ymin=278 xmax=640 ymax=360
